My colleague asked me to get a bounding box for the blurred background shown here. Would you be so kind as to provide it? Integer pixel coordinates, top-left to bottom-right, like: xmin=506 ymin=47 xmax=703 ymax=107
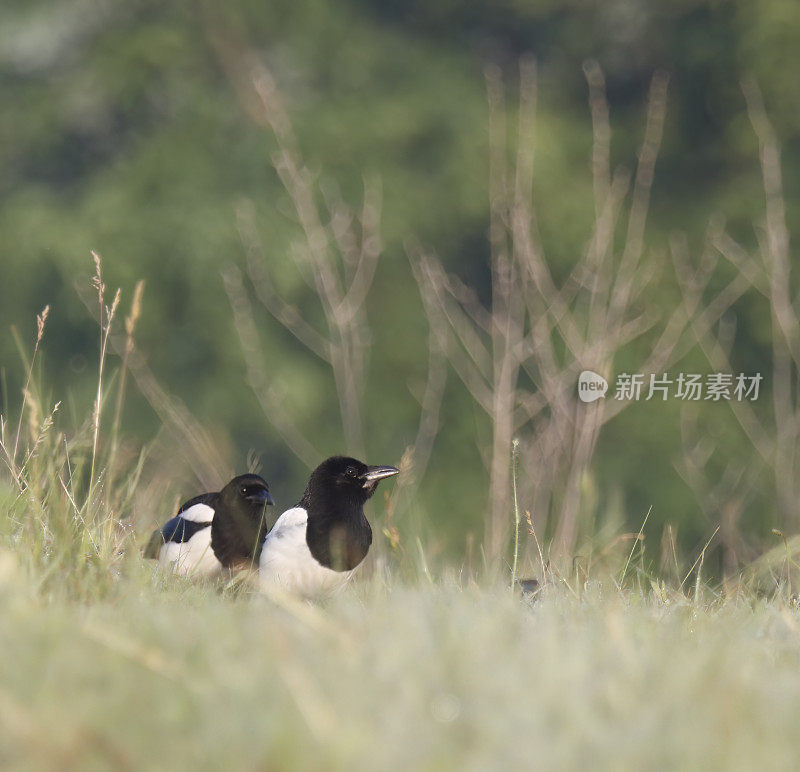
xmin=1 ymin=0 xmax=799 ymax=574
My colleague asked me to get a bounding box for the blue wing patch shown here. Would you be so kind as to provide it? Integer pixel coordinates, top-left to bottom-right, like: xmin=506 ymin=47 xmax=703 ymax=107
xmin=161 ymin=514 xmax=213 ymax=544
xmin=144 ymin=515 xmax=213 ymax=559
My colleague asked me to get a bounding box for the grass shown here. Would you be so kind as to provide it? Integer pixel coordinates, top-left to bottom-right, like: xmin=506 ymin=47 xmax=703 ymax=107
xmin=3 ymin=268 xmax=800 ymax=770
xmin=2 ymin=566 xmax=800 ymax=770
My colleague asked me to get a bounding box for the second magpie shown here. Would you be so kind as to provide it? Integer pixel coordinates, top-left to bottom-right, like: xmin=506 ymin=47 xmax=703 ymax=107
xmin=145 ymin=474 xmax=274 ymax=577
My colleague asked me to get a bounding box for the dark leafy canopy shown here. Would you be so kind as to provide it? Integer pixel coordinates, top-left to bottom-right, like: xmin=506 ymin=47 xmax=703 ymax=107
xmin=1 ymin=0 xmax=797 ymax=563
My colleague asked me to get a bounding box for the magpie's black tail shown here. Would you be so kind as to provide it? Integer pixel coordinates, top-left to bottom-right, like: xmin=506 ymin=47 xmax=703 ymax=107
xmin=515 ymin=578 xmax=540 ymax=596
xmin=143 ymin=529 xmax=164 ymax=560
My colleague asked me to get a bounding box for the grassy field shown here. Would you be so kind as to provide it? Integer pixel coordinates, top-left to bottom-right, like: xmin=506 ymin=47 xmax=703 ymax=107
xmin=3 ymin=275 xmax=800 ymax=770
xmin=2 ymin=547 xmax=800 ymax=770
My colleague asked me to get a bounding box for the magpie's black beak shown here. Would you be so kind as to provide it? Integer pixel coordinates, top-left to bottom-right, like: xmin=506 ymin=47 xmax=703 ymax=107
xmin=247 ymin=489 xmax=274 ymax=506
xmin=362 ymin=465 xmax=400 ymax=488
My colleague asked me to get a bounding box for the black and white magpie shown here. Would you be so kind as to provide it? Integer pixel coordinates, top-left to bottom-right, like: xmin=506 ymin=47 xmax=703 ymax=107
xmin=259 ymin=456 xmax=399 ymax=597
xmin=144 ymin=474 xmax=274 ymax=577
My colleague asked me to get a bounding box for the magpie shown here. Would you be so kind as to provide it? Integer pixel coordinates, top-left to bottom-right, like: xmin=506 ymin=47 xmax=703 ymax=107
xmin=144 ymin=474 xmax=274 ymax=577
xmin=259 ymin=456 xmax=399 ymax=598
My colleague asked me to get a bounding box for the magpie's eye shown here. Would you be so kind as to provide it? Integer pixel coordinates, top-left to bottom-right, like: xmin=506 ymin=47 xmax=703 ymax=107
xmin=345 ymin=467 xmax=357 ymax=478
xmin=240 ymin=486 xmax=247 ymax=495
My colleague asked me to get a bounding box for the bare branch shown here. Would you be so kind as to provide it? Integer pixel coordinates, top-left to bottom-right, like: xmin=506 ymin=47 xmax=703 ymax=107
xmin=236 ymin=200 xmax=332 ymax=362
xmin=607 ymin=71 xmax=669 ymax=330
xmin=584 ymin=59 xmax=611 ymax=220
xmin=222 ymin=266 xmax=321 ymax=467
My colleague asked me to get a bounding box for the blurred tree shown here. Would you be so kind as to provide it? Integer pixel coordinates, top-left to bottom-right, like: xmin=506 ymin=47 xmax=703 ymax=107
xmin=0 ymin=0 xmax=797 ymax=563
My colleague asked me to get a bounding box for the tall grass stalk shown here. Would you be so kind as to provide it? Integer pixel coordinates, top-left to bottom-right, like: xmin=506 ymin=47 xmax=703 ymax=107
xmin=88 ymin=251 xmax=120 ymax=504
xmin=107 ymin=280 xmax=145 ymax=494
xmin=681 ymin=525 xmax=721 ymax=592
xmin=511 ymin=438 xmax=520 ymax=587
xmin=11 ymin=305 xmax=48 ymax=463
xmin=619 ymin=505 xmax=652 ymax=587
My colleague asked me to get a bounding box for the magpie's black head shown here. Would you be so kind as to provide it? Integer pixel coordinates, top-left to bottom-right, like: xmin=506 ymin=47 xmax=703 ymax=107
xmin=309 ymin=455 xmax=400 ymax=503
xmin=220 ymin=473 xmax=274 ymax=514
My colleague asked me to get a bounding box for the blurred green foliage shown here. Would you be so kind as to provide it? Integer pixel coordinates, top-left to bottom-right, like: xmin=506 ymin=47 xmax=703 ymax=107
xmin=1 ymin=0 xmax=798 ymax=561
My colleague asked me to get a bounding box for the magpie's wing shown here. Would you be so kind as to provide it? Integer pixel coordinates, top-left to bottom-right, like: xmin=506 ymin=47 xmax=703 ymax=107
xmin=144 ymin=493 xmax=218 ymax=559
xmin=178 ymin=492 xmax=218 ymax=515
